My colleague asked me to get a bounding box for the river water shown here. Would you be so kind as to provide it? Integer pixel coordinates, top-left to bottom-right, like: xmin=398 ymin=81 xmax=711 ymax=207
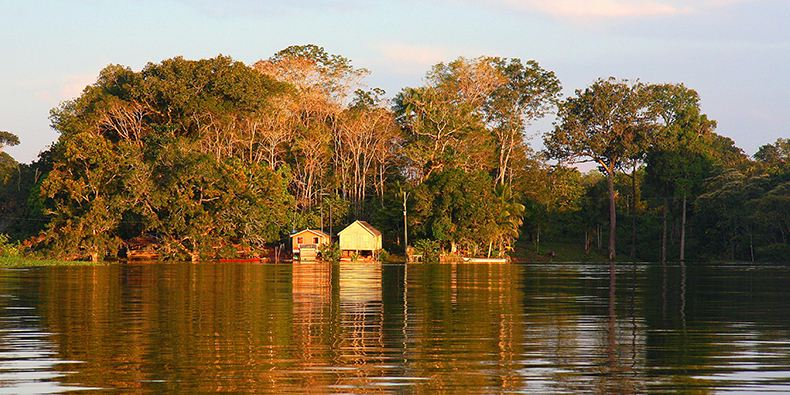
xmin=0 ymin=261 xmax=788 ymax=394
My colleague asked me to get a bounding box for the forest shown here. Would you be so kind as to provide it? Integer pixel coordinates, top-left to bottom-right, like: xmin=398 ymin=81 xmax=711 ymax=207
xmin=0 ymin=45 xmax=788 ymax=263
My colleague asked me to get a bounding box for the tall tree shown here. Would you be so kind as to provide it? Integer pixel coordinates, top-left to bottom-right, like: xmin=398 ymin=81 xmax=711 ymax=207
xmin=645 ymin=83 xmax=716 ymax=262
xmin=484 ymin=58 xmax=561 ymax=186
xmin=395 ymin=60 xmax=497 ymax=182
xmin=395 ymin=56 xmax=560 ymax=186
xmin=253 ymin=45 xmax=397 ymax=216
xmin=0 ymin=131 xmax=20 ymax=154
xmin=544 ymin=78 xmax=654 ymax=260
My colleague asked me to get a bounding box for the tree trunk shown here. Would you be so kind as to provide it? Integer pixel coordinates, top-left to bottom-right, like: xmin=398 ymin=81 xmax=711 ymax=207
xmin=662 ymin=197 xmax=668 ymax=264
xmin=680 ymin=195 xmax=687 ymax=262
xmin=607 ymin=170 xmax=616 ymax=260
xmin=585 ymin=230 xmax=590 ymax=251
xmin=631 ymin=162 xmax=636 ymax=259
xmin=598 ymin=223 xmax=602 ymax=250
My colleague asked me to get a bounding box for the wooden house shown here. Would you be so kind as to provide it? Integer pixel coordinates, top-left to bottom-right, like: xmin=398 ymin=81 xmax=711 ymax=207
xmin=338 ymin=220 xmax=382 ymax=261
xmin=291 ymin=229 xmax=331 ymax=261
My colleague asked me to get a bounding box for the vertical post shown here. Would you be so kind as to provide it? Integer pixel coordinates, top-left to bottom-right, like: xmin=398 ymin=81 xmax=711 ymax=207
xmin=680 ymin=195 xmax=687 ymax=262
xmin=607 ymin=169 xmax=616 ymax=260
xmin=631 ymin=161 xmax=636 ymax=258
xmin=403 ymin=191 xmax=409 ymax=259
xmin=662 ymin=197 xmax=667 ymax=264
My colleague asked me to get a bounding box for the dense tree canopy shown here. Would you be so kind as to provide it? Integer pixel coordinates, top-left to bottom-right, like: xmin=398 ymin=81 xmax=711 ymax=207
xmin=41 ymin=56 xmax=294 ymax=261
xmin=0 ymin=48 xmax=786 ymax=263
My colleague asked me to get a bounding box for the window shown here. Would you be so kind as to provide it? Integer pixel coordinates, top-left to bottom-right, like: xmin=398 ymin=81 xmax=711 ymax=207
xmin=313 ymin=237 xmax=319 ymax=244
xmin=297 ymin=237 xmax=303 ymax=245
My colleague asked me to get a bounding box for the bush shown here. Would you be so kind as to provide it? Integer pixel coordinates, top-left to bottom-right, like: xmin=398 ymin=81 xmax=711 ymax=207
xmin=0 ymin=234 xmax=21 ymax=257
xmin=757 ymin=243 xmax=790 ymax=263
xmin=319 ymin=242 xmax=341 ymax=263
xmin=414 ymin=239 xmax=441 ymax=263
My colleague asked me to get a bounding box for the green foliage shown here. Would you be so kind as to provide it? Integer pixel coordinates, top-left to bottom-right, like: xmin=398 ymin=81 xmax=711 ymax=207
xmin=544 ymin=78 xmax=654 ymax=173
xmin=319 ymin=242 xmax=341 ymax=263
xmin=376 ymin=249 xmax=389 ymax=263
xmin=40 ymin=55 xmax=294 ymax=261
xmin=0 ymin=151 xmax=51 ymax=244
xmin=754 ymin=138 xmax=790 ymax=177
xmin=544 ymin=78 xmax=655 ymax=259
xmin=396 ymin=56 xmax=560 ymax=184
xmin=0 ymin=256 xmax=103 ymax=267
xmin=5 ymin=50 xmax=787 ymax=264
xmin=0 ymin=234 xmax=21 ymax=257
xmin=412 ymin=169 xmax=498 ymax=251
xmin=0 ymin=131 xmax=20 ymax=151
xmin=414 ymin=239 xmax=441 ymax=262
xmin=694 ymin=168 xmax=769 ymax=261
xmin=756 ymin=243 xmax=790 ymax=263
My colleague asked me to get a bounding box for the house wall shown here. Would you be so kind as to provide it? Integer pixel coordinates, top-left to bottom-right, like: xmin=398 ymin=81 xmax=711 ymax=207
xmin=339 ymin=223 xmax=381 ymax=252
xmin=291 ymin=230 xmax=330 ymax=260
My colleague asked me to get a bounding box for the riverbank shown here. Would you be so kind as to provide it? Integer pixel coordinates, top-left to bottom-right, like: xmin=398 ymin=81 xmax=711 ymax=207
xmin=0 ymin=239 xmax=631 ymax=267
xmin=510 ymin=238 xmax=635 ymax=263
xmin=0 ymin=256 xmax=102 ymax=267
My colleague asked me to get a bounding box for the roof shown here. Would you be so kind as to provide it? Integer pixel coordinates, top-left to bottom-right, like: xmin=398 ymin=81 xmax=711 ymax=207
xmin=338 ymin=220 xmax=382 ymax=237
xmin=291 ymin=229 xmax=331 ymax=238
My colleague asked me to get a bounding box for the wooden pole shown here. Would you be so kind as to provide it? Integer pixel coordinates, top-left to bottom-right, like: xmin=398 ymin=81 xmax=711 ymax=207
xmin=403 ymin=191 xmax=409 ymax=259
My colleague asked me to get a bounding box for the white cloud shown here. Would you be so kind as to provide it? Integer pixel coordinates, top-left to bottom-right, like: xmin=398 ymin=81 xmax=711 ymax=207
xmin=506 ymin=0 xmax=684 ymax=18
xmin=31 ymin=74 xmax=96 ymax=105
xmin=168 ymin=0 xmax=365 ymax=17
xmin=375 ymin=44 xmax=450 ymax=75
xmin=452 ymin=0 xmax=754 ymax=19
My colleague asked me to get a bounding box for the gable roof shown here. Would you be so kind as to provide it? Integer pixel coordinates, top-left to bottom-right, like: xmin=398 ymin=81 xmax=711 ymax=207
xmin=338 ymin=220 xmax=382 ymax=237
xmin=291 ymin=229 xmax=331 ymax=239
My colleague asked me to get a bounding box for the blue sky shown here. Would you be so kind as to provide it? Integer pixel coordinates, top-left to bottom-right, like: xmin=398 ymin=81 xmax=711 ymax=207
xmin=1 ymin=0 xmax=787 ymax=163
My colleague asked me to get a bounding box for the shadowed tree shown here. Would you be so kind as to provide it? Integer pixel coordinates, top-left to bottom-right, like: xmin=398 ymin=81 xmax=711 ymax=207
xmin=544 ymin=77 xmax=654 ymax=260
xmin=645 ymin=83 xmax=716 ymax=262
xmin=754 ymin=138 xmax=790 ymax=178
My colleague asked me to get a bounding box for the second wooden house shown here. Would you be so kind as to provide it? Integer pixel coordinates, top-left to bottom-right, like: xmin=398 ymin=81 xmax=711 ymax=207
xmin=338 ymin=220 xmax=382 ymax=261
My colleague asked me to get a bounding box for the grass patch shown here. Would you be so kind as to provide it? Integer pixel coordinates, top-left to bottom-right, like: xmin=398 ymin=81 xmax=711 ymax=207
xmin=0 ymin=256 xmax=107 ymax=267
xmin=512 ymin=237 xmax=635 ymax=263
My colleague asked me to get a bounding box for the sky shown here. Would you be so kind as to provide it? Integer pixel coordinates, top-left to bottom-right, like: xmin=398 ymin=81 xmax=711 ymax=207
xmin=1 ymin=0 xmax=788 ymax=164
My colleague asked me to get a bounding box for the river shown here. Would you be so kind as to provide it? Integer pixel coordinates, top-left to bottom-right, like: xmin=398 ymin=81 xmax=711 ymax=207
xmin=0 ymin=261 xmax=788 ymax=394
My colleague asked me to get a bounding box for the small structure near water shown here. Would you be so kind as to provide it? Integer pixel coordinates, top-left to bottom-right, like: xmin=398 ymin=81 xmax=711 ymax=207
xmin=338 ymin=220 xmax=382 ymax=261
xmin=291 ymin=229 xmax=331 ymax=261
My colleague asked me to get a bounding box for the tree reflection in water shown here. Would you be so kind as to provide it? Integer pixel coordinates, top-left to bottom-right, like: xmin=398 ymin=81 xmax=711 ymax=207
xmin=0 ymin=261 xmax=789 ymax=393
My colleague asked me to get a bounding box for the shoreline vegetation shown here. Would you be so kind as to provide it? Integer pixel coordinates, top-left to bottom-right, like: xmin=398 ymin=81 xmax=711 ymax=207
xmin=0 ymin=240 xmax=723 ymax=267
xmin=1 ymin=45 xmax=788 ymax=264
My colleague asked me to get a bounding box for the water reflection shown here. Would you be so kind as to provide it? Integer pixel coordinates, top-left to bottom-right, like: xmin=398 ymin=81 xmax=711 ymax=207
xmin=0 ymin=269 xmax=96 ymax=394
xmin=0 ymin=262 xmax=788 ymax=393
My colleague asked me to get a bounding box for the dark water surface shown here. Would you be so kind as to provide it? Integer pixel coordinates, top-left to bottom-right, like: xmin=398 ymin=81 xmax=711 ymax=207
xmin=0 ymin=261 xmax=789 ymax=394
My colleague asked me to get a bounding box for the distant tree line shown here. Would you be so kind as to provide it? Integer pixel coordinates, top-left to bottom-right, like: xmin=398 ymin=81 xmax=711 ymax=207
xmin=0 ymin=45 xmax=787 ymax=262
